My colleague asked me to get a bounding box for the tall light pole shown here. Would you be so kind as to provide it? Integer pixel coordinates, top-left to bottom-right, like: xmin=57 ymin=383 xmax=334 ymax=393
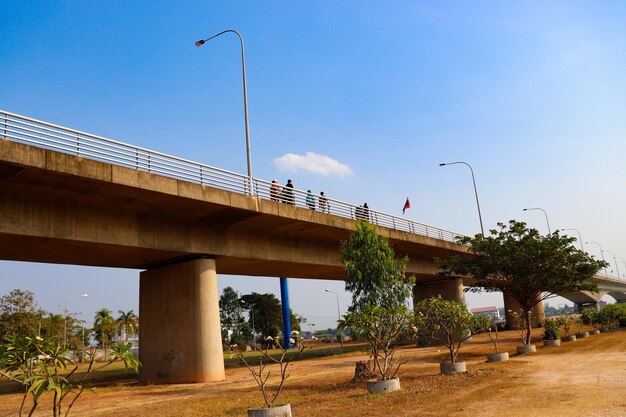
xmin=585 ymin=241 xmax=609 ymax=278
xmin=523 ymin=207 xmax=551 ymax=234
xmin=64 ymin=294 xmax=88 ymax=349
xmin=560 ymin=228 xmax=584 ymax=251
xmin=439 ymin=161 xmax=484 ymax=235
xmin=603 ymin=249 xmax=621 ymax=280
xmin=325 ymin=289 xmax=343 ymax=347
xmin=195 ymin=29 xmax=253 ymax=193
xmin=617 ymin=257 xmax=626 ymax=280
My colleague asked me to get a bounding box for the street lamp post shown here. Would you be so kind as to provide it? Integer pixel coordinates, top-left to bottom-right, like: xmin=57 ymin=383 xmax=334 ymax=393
xmin=325 ymin=289 xmax=343 ymax=347
xmin=585 ymin=241 xmax=609 ymax=278
xmin=602 ymin=249 xmax=621 ymax=280
xmin=195 ymin=29 xmax=253 ymax=193
xmin=559 ymin=228 xmax=584 ymax=251
xmin=522 ymin=207 xmax=551 ymax=234
xmin=64 ymin=294 xmax=88 ymax=349
xmin=439 ymin=161 xmax=484 ymax=235
xmin=617 ymin=257 xmax=626 ymax=280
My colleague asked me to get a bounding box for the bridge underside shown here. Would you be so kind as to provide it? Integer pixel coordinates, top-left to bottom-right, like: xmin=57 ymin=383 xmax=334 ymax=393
xmin=0 ymin=140 xmax=466 ymax=282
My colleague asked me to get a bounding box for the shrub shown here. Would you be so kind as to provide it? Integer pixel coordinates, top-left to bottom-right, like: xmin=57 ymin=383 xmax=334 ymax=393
xmin=560 ymin=314 xmax=579 ymax=337
xmin=580 ymin=308 xmax=600 ymax=329
xmin=543 ymin=318 xmax=562 ymax=340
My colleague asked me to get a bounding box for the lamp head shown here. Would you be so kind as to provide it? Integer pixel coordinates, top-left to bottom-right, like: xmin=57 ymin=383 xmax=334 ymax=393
xmin=81 ymin=294 xmax=88 ymax=298
xmin=195 ymin=39 xmax=205 ymax=47
xmin=438 ymin=163 xmax=446 ymax=167
xmin=325 ymin=289 xmax=330 ymax=292
xmin=523 ymin=208 xmax=528 ymax=211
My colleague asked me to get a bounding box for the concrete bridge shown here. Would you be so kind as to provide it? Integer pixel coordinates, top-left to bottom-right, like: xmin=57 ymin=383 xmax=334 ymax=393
xmin=1 ymin=110 xmax=624 ymax=383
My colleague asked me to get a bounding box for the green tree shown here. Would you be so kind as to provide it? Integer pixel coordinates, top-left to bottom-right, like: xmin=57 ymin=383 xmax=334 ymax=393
xmin=415 ymin=296 xmax=489 ymax=363
xmin=437 ymin=221 xmax=606 ymax=346
xmin=340 ymin=221 xmax=415 ymax=311
xmin=0 ymin=333 xmax=139 ymax=417
xmin=240 ymin=293 xmax=283 ymax=339
xmin=339 ymin=304 xmax=415 ymax=380
xmin=92 ymin=308 xmax=116 ymax=351
xmin=116 ymin=310 xmax=137 ymax=343
xmin=219 ymin=287 xmax=253 ymax=349
xmin=0 ymin=289 xmax=44 ymax=339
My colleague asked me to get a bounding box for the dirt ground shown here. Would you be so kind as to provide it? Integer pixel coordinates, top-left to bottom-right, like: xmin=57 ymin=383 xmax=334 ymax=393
xmin=1 ymin=328 xmax=624 ymax=417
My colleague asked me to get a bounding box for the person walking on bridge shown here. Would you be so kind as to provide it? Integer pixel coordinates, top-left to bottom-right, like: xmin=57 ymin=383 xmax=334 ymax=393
xmin=282 ymin=179 xmax=295 ymax=205
xmin=306 ymin=190 xmax=316 ymax=210
xmin=270 ymin=180 xmax=280 ymax=202
xmin=318 ymin=191 xmax=329 ymax=213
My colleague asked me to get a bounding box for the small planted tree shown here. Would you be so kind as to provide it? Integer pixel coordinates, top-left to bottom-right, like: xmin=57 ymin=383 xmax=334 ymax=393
xmin=542 ymin=318 xmax=562 ymax=346
xmin=235 ymin=344 xmax=305 ymax=416
xmin=0 ymin=333 xmax=139 ymax=417
xmin=339 ymin=305 xmax=415 ymax=381
xmin=581 ymin=308 xmax=600 ymax=332
xmin=480 ymin=316 xmax=509 ymax=362
xmin=340 ymin=221 xmax=415 ymax=392
xmin=415 ymin=296 xmax=489 ymax=373
xmin=560 ymin=314 xmax=578 ymax=339
xmin=438 ymin=221 xmax=605 ymax=350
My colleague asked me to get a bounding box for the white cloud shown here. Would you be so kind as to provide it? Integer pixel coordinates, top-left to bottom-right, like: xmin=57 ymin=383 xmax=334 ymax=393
xmin=273 ymin=152 xmax=353 ymax=177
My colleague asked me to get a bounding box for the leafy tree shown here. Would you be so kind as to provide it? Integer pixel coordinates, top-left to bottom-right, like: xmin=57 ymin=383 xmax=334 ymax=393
xmin=93 ymin=308 xmax=116 ymax=351
xmin=0 ymin=289 xmax=44 ymax=339
xmin=219 ymin=287 xmax=251 ymax=349
xmin=40 ymin=313 xmax=84 ymax=349
xmin=339 ymin=304 xmax=415 ymax=380
xmin=437 ymin=221 xmax=605 ymax=346
xmin=240 ymin=293 xmax=283 ymax=339
xmin=415 ymin=296 xmax=489 ymax=364
xmin=0 ymin=333 xmax=139 ymax=417
xmin=116 ymin=310 xmax=137 ymax=342
xmin=341 ymin=221 xmax=415 ymax=311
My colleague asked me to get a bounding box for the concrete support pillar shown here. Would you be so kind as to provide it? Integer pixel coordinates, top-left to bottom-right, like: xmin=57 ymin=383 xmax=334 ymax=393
xmin=576 ymin=302 xmax=599 ymax=313
xmin=279 ymin=277 xmax=292 ymax=349
xmin=503 ymin=293 xmax=545 ymax=329
xmin=139 ymin=258 xmax=225 ymax=384
xmin=413 ymin=278 xmax=466 ymax=305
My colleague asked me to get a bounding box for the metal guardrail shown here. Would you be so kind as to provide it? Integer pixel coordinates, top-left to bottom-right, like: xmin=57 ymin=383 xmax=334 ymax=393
xmin=0 ymin=110 xmax=464 ymax=243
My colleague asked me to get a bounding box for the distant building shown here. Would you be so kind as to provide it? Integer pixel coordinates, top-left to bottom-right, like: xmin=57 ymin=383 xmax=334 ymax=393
xmin=470 ymin=306 xmax=501 ymax=320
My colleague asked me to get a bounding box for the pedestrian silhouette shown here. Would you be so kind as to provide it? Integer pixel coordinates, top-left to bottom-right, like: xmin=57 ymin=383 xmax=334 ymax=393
xmin=318 ymin=191 xmax=329 ymax=213
xmin=306 ymin=190 xmax=316 ymax=210
xmin=270 ymin=180 xmax=280 ymax=202
xmin=282 ymin=179 xmax=295 ymax=205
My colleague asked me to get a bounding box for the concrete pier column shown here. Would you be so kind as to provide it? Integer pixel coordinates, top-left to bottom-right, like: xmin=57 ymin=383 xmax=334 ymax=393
xmin=413 ymin=278 xmax=466 ymax=304
xmin=139 ymin=258 xmax=225 ymax=384
xmin=503 ymin=293 xmax=545 ymax=329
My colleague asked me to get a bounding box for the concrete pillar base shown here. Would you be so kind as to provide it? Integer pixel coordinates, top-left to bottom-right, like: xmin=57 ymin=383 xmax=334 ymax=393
xmin=413 ymin=278 xmax=465 ymax=304
xmin=139 ymin=258 xmax=225 ymax=384
xmin=503 ymin=293 xmax=545 ymax=329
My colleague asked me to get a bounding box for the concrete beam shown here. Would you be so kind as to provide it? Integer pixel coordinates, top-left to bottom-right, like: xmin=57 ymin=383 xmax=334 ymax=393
xmin=139 ymin=258 xmax=224 ymax=384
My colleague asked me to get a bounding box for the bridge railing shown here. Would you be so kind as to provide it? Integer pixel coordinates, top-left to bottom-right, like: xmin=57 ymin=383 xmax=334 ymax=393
xmin=0 ymin=110 xmax=464 ymax=243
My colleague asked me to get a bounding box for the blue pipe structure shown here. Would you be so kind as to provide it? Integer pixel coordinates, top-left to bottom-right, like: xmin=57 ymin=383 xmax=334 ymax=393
xmin=279 ymin=277 xmax=293 ymax=349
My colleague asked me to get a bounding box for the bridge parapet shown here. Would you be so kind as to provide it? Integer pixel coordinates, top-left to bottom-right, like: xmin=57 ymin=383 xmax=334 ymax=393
xmin=0 ymin=110 xmax=463 ymax=243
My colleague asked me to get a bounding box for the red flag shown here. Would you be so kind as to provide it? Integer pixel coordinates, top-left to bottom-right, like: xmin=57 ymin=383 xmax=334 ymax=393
xmin=402 ymin=197 xmax=410 ymax=214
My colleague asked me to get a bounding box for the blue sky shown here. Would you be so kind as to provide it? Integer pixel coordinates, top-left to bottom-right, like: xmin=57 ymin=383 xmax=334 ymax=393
xmin=2 ymin=1 xmax=626 ymax=329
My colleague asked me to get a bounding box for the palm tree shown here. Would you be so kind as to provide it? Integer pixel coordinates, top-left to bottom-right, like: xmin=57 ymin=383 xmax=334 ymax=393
xmin=117 ymin=310 xmax=138 ymax=342
xmin=93 ymin=308 xmax=115 ymax=351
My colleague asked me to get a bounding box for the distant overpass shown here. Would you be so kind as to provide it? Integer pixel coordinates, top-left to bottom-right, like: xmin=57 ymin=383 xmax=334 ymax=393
xmin=1 ymin=110 xmax=624 ymax=383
